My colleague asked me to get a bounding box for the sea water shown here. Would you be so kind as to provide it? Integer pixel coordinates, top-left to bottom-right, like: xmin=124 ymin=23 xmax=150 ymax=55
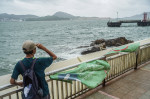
xmin=0 ymin=19 xmax=150 ymax=76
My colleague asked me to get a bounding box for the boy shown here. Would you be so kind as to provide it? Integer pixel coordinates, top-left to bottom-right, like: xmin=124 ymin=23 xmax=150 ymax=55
xmin=10 ymin=40 xmax=57 ymax=99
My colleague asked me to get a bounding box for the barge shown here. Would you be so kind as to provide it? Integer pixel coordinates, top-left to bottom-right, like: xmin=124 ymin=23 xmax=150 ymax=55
xmin=108 ymin=12 xmax=150 ymax=27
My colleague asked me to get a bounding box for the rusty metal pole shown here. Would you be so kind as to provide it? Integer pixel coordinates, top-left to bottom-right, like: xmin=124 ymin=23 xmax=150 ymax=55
xmin=143 ymin=12 xmax=147 ymax=22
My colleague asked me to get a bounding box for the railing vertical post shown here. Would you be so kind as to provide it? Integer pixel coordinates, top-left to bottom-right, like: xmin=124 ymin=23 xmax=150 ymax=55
xmin=16 ymin=92 xmax=19 ymax=99
xmin=61 ymin=82 xmax=64 ymax=99
xmin=102 ymin=56 xmax=106 ymax=87
xmin=102 ymin=79 xmax=106 ymax=87
xmin=51 ymin=81 xmax=54 ymax=99
xmin=134 ymin=47 xmax=140 ymax=70
xmin=56 ymin=81 xmax=59 ymax=99
xmin=9 ymin=95 xmax=11 ymax=99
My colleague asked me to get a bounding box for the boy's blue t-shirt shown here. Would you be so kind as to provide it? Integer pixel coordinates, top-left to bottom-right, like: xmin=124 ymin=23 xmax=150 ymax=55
xmin=11 ymin=57 xmax=53 ymax=97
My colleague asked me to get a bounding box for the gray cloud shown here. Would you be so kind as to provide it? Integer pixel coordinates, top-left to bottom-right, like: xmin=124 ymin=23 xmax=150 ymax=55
xmin=0 ymin=0 xmax=149 ymax=17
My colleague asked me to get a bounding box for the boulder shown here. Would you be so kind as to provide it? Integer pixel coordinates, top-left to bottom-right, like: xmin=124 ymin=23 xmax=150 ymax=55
xmin=81 ymin=47 xmax=100 ymax=55
xmin=81 ymin=43 xmax=106 ymax=55
xmin=81 ymin=37 xmax=133 ymax=55
xmin=77 ymin=46 xmax=89 ymax=48
xmin=90 ymin=37 xmax=133 ymax=47
xmin=90 ymin=39 xmax=105 ymax=46
xmin=106 ymin=37 xmax=133 ymax=46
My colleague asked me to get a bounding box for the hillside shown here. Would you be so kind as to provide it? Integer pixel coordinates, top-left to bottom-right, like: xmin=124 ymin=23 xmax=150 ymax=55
xmin=1 ymin=11 xmax=147 ymax=21
xmin=53 ymin=11 xmax=76 ymax=19
xmin=26 ymin=15 xmax=69 ymax=21
xmin=0 ymin=13 xmax=38 ymax=21
xmin=0 ymin=12 xmax=73 ymax=21
xmin=123 ymin=12 xmax=150 ymax=20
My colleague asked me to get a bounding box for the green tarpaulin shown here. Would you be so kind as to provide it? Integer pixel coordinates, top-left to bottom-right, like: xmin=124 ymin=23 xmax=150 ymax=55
xmin=106 ymin=43 xmax=140 ymax=55
xmin=50 ymin=60 xmax=110 ymax=88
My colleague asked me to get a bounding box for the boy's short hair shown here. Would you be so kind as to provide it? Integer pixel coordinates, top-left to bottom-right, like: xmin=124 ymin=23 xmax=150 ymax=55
xmin=22 ymin=40 xmax=36 ymax=54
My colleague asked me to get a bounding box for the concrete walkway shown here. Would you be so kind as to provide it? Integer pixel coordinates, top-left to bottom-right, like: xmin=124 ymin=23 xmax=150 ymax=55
xmin=83 ymin=62 xmax=150 ymax=99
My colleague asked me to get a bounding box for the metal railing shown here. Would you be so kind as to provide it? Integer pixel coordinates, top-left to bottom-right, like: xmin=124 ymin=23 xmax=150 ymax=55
xmin=1 ymin=42 xmax=150 ymax=99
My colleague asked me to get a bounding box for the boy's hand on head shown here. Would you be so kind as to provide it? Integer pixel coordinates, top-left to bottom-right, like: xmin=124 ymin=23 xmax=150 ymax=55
xmin=36 ymin=43 xmax=46 ymax=50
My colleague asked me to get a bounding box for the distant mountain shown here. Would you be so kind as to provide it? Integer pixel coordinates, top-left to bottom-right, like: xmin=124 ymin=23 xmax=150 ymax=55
xmin=26 ymin=11 xmax=106 ymax=21
xmin=53 ymin=11 xmax=76 ymax=19
xmin=0 ymin=11 xmax=109 ymax=22
xmin=2 ymin=12 xmax=150 ymax=22
xmin=52 ymin=11 xmax=109 ymax=20
xmin=0 ymin=13 xmax=38 ymax=21
xmin=26 ymin=15 xmax=69 ymax=21
xmin=0 ymin=12 xmax=72 ymax=21
xmin=123 ymin=12 xmax=150 ymax=20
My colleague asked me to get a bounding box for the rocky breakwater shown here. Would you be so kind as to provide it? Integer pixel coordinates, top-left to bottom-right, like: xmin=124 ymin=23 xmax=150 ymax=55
xmin=81 ymin=37 xmax=133 ymax=55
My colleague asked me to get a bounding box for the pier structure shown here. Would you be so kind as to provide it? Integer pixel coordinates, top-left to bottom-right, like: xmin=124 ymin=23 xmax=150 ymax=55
xmin=107 ymin=12 xmax=150 ymax=27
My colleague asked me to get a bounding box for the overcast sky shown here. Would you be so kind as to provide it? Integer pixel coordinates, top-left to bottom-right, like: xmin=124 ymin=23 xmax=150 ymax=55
xmin=0 ymin=0 xmax=150 ymax=18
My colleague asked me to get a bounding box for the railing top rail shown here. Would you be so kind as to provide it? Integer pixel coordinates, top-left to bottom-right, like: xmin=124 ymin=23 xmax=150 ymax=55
xmin=0 ymin=84 xmax=15 ymax=91
xmin=140 ymin=42 xmax=150 ymax=47
xmin=45 ymin=56 xmax=105 ymax=76
xmin=0 ymin=56 xmax=105 ymax=92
